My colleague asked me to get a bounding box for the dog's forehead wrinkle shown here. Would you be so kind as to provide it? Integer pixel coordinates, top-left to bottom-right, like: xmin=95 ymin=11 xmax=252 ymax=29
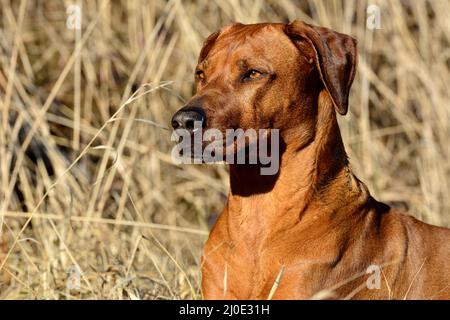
xmin=209 ymin=45 xmax=274 ymax=74
xmin=236 ymin=57 xmax=269 ymax=69
xmin=212 ymin=28 xmax=278 ymax=59
xmin=205 ymin=40 xmax=244 ymax=68
xmin=237 ymin=59 xmax=249 ymax=71
xmin=205 ymin=23 xmax=294 ymax=67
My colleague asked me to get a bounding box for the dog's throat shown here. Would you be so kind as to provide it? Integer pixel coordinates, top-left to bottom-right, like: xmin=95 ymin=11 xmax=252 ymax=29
xmin=228 ymin=133 xmax=351 ymax=225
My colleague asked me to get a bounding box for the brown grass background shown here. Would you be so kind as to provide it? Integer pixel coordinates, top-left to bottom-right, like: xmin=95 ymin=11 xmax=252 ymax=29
xmin=0 ymin=0 xmax=449 ymax=299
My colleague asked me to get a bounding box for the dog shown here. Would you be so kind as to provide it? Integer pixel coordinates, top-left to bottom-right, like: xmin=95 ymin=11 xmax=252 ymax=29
xmin=171 ymin=21 xmax=450 ymax=299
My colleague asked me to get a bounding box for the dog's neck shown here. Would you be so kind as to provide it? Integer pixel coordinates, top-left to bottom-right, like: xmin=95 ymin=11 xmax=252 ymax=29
xmin=226 ymin=91 xmax=369 ymax=234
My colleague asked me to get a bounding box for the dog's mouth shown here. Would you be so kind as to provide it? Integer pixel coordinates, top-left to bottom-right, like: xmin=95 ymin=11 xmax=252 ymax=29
xmin=172 ymin=132 xmax=235 ymax=163
xmin=172 ymin=128 xmax=277 ymax=164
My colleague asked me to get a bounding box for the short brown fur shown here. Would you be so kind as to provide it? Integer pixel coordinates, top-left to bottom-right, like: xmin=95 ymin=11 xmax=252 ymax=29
xmin=176 ymin=21 xmax=450 ymax=299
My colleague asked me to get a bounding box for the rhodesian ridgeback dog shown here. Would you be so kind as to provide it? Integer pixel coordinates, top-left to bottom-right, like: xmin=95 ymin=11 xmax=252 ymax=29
xmin=171 ymin=21 xmax=450 ymax=299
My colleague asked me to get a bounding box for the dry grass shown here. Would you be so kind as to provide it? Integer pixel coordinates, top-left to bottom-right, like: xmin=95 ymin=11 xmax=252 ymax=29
xmin=0 ymin=0 xmax=449 ymax=299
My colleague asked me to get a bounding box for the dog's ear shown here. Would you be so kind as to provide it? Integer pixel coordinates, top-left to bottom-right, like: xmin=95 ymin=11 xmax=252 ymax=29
xmin=198 ymin=23 xmax=243 ymax=63
xmin=285 ymin=20 xmax=357 ymax=115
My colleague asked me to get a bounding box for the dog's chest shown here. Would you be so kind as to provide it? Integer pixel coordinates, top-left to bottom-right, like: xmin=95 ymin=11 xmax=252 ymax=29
xmin=203 ymin=213 xmax=368 ymax=299
xmin=205 ymin=229 xmax=333 ymax=299
xmin=219 ymin=248 xmax=340 ymax=299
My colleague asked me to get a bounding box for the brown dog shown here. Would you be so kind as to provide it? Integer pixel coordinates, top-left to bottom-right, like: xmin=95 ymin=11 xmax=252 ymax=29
xmin=171 ymin=21 xmax=450 ymax=299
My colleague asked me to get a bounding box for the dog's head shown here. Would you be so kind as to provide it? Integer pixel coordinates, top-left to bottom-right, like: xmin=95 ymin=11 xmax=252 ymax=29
xmin=171 ymin=21 xmax=357 ymax=154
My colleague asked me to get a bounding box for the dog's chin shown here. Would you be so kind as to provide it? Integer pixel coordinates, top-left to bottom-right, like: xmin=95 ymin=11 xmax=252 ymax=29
xmin=205 ymin=139 xmax=261 ymax=164
xmin=176 ymin=137 xmax=265 ymax=164
xmin=175 ymin=140 xmax=226 ymax=163
xmin=175 ymin=140 xmax=235 ymax=163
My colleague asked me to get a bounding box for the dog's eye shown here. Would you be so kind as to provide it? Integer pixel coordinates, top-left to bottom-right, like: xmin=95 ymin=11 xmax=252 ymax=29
xmin=195 ymin=70 xmax=205 ymax=80
xmin=243 ymin=69 xmax=263 ymax=80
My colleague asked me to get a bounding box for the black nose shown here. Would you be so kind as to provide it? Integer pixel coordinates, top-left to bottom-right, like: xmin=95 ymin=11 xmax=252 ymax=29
xmin=171 ymin=107 xmax=206 ymax=132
